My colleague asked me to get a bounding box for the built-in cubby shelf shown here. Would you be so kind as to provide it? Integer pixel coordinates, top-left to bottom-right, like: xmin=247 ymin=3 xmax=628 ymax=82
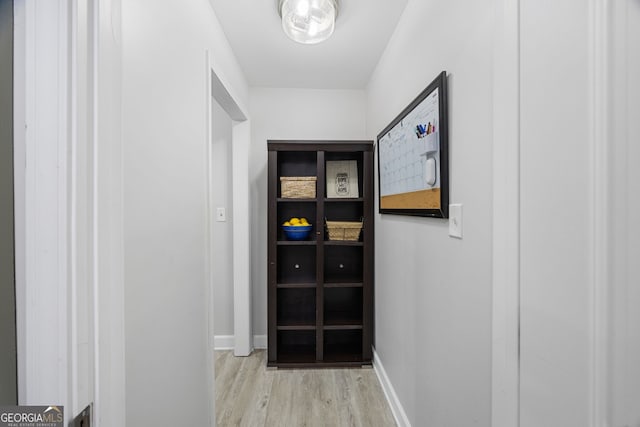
xmin=267 ymin=140 xmax=374 ymax=368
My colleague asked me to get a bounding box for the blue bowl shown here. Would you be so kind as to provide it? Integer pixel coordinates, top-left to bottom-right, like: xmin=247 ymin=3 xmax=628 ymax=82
xmin=282 ymin=225 xmax=313 ymax=241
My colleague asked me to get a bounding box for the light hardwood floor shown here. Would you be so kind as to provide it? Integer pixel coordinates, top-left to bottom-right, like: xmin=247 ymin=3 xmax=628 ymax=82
xmin=215 ymin=350 xmax=397 ymax=427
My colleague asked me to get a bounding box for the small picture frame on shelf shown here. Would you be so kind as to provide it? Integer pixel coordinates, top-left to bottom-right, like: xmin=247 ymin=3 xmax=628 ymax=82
xmin=326 ymin=160 xmax=359 ymax=198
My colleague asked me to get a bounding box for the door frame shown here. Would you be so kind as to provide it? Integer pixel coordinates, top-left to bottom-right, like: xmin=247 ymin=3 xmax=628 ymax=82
xmin=14 ymin=1 xmax=126 ymax=425
xmin=1 ymin=0 xmax=17 ymax=405
xmin=205 ymin=52 xmax=252 ymax=357
xmin=14 ymin=0 xmax=71 ymax=412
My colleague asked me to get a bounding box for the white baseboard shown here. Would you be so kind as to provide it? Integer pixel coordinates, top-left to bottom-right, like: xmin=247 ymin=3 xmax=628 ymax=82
xmin=213 ymin=335 xmax=268 ymax=351
xmin=373 ymin=349 xmax=411 ymax=427
xmin=214 ymin=335 xmax=235 ymax=350
xmin=253 ymin=335 xmax=267 ymax=349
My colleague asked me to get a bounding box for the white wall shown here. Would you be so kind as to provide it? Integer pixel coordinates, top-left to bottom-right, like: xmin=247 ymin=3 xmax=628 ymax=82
xmin=518 ymin=1 xmax=592 ymax=425
xmin=212 ymin=99 xmax=234 ymax=337
xmin=365 ymin=2 xmax=494 ymax=426
xmin=611 ymin=0 xmax=640 ymax=424
xmin=249 ymin=88 xmax=367 ymax=337
xmin=121 ymin=0 xmax=247 ymax=425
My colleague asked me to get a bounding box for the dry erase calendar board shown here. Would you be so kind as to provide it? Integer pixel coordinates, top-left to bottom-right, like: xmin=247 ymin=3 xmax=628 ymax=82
xmin=377 ymin=71 xmax=449 ymax=218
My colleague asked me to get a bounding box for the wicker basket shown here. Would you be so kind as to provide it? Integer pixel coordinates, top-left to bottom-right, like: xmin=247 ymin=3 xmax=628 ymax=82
xmin=326 ymin=220 xmax=363 ymax=241
xmin=280 ymin=176 xmax=317 ymax=198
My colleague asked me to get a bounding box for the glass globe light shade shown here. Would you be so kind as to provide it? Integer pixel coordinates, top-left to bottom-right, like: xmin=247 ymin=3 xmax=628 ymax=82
xmin=279 ymin=0 xmax=338 ymax=45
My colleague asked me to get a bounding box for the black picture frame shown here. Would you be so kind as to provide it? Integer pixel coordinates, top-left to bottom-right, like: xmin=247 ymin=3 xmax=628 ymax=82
xmin=377 ymin=71 xmax=449 ymax=218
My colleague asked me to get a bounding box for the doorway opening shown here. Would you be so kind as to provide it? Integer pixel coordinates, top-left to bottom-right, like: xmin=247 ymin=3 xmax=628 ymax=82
xmin=207 ymin=61 xmax=251 ymax=358
xmin=211 ymin=97 xmax=234 ymax=348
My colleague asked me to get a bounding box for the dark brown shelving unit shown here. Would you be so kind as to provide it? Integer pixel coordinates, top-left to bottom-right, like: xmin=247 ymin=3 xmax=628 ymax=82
xmin=267 ymin=140 xmax=374 ymax=368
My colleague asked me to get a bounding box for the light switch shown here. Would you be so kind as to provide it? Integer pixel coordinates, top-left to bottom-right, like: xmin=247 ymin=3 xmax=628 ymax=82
xmin=216 ymin=207 xmax=226 ymax=222
xmin=449 ymin=204 xmax=462 ymax=239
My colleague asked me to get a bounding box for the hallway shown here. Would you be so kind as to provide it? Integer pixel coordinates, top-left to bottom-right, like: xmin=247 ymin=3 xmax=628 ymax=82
xmin=9 ymin=0 xmax=640 ymax=425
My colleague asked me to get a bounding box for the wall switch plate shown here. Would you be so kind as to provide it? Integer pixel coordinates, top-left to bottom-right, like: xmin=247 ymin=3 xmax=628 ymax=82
xmin=449 ymin=204 xmax=463 ymax=239
xmin=216 ymin=207 xmax=226 ymax=222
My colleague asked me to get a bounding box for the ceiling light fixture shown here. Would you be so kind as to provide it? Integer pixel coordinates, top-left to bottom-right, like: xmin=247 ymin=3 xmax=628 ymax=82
xmin=278 ymin=0 xmax=338 ymax=45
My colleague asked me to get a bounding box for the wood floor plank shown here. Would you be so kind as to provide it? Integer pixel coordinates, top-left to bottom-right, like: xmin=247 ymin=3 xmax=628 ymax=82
xmin=215 ymin=350 xmax=396 ymax=427
xmin=348 ymin=369 xmax=396 ymax=427
xmin=333 ymin=368 xmax=361 ymax=427
xmin=239 ymin=351 xmax=275 ymax=427
xmin=264 ymin=369 xmax=296 ymax=426
xmin=216 ymin=351 xmax=245 ymax=425
xmin=309 ymin=370 xmax=340 ymax=426
xmin=226 ymin=351 xmax=264 ymax=426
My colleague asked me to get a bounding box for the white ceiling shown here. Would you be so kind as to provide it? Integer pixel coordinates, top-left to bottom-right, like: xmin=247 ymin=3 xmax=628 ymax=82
xmin=209 ymin=0 xmax=408 ymax=89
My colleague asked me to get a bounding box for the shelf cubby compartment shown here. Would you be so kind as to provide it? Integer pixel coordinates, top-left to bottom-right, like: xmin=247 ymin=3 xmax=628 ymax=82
xmin=277 ymin=151 xmax=317 ymax=198
xmin=324 ymin=245 xmax=363 ymax=284
xmin=323 ymin=329 xmax=363 ymax=363
xmin=277 ymin=330 xmax=316 ymax=364
xmin=277 ymin=245 xmax=316 ymax=285
xmin=277 ymin=201 xmax=317 ymax=242
xmin=324 ymin=151 xmax=364 ymax=198
xmin=324 ymin=287 xmax=363 ymax=329
xmin=277 ymin=288 xmax=316 ymax=329
xmin=324 ymin=201 xmax=363 ymax=223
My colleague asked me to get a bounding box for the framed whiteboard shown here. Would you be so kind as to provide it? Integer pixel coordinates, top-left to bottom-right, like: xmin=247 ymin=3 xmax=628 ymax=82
xmin=377 ymin=71 xmax=449 ymax=218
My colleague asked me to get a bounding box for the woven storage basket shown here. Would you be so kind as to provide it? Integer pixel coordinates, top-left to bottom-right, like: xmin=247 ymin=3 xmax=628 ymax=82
xmin=280 ymin=176 xmax=317 ymax=198
xmin=326 ymin=220 xmax=363 ymax=241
